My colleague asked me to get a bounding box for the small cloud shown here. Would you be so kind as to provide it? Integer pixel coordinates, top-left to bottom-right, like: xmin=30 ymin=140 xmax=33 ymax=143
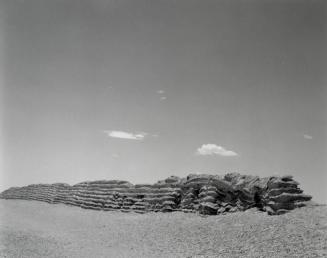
xmin=111 ymin=154 xmax=120 ymax=158
xmin=196 ymin=144 xmax=238 ymax=157
xmin=104 ymin=130 xmax=147 ymax=140
xmin=157 ymin=90 xmax=165 ymax=94
xmin=303 ymin=134 xmax=313 ymax=140
xmin=160 ymin=96 xmax=167 ymax=100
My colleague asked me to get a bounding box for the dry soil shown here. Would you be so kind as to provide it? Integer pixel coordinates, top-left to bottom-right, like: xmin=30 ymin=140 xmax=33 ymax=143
xmin=0 ymin=200 xmax=326 ymax=258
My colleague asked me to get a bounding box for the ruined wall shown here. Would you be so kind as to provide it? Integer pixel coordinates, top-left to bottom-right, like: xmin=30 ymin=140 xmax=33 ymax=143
xmin=0 ymin=173 xmax=312 ymax=215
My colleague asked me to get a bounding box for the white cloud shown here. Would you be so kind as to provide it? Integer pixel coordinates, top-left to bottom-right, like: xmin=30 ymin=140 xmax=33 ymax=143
xmin=303 ymin=134 xmax=313 ymax=140
xmin=104 ymin=130 xmax=147 ymax=140
xmin=157 ymin=90 xmax=165 ymax=94
xmin=160 ymin=96 xmax=167 ymax=100
xmin=196 ymin=144 xmax=238 ymax=157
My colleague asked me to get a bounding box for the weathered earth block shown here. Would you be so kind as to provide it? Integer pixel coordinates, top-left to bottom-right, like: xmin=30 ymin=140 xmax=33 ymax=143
xmin=0 ymin=173 xmax=312 ymax=215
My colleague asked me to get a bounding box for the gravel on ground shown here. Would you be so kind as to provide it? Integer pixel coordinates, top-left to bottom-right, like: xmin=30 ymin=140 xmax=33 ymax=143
xmin=0 ymin=200 xmax=326 ymax=258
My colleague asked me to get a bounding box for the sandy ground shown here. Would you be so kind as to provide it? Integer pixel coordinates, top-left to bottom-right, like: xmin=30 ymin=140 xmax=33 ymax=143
xmin=0 ymin=200 xmax=326 ymax=258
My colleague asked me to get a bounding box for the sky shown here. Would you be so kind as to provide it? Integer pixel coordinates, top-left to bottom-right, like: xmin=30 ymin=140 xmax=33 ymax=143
xmin=1 ymin=0 xmax=326 ymax=203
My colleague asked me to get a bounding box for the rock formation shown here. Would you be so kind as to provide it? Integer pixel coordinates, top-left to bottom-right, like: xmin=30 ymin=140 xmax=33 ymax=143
xmin=0 ymin=173 xmax=312 ymax=215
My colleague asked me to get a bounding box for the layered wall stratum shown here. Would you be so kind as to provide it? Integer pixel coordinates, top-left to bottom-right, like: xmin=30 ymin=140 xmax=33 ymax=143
xmin=0 ymin=173 xmax=312 ymax=215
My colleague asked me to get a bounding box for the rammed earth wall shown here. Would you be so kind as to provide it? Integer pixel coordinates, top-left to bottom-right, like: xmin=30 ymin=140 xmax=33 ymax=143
xmin=0 ymin=173 xmax=312 ymax=215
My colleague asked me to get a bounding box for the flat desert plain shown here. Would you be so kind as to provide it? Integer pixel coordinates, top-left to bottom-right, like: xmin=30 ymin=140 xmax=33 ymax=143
xmin=0 ymin=200 xmax=326 ymax=258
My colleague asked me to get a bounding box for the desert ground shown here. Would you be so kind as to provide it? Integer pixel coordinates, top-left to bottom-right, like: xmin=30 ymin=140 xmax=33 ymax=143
xmin=0 ymin=200 xmax=326 ymax=258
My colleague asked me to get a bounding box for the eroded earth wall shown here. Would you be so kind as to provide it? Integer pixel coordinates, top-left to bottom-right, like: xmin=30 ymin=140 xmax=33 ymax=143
xmin=0 ymin=173 xmax=312 ymax=215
